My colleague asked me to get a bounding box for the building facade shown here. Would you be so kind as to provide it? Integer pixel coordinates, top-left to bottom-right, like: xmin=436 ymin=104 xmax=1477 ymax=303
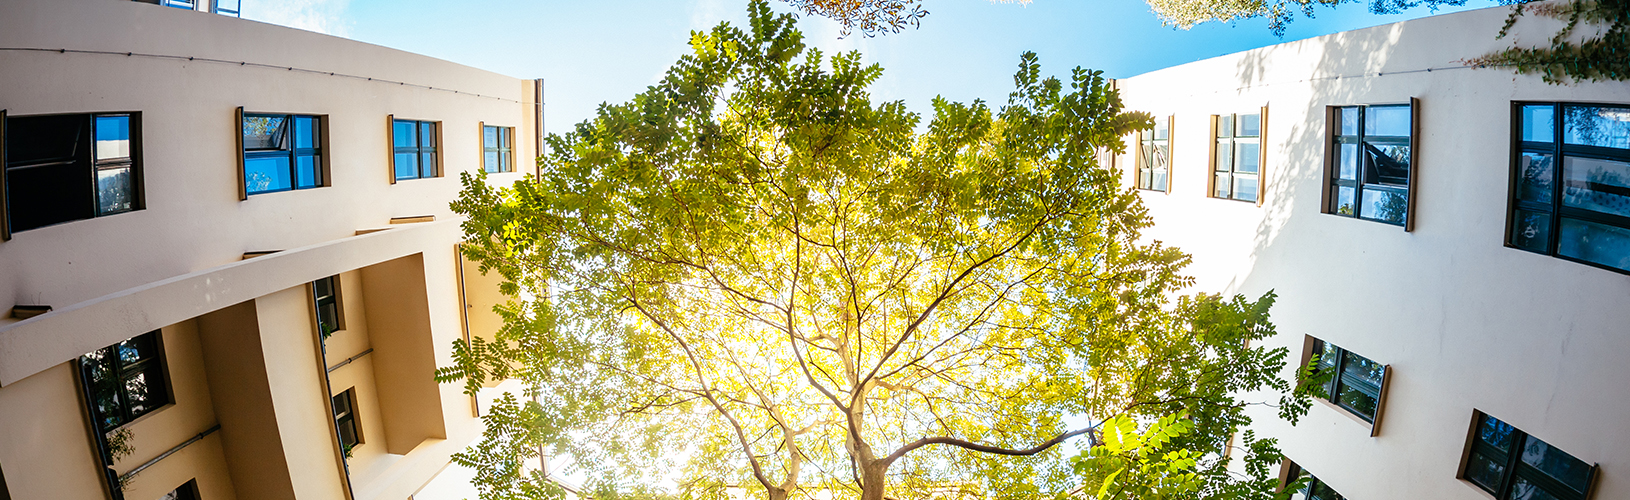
xmin=0 ymin=0 xmax=535 ymax=499
xmin=1114 ymin=5 xmax=1630 ymax=500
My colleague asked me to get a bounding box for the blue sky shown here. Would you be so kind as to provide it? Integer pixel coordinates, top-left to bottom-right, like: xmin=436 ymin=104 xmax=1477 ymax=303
xmin=243 ymin=0 xmax=1504 ymax=137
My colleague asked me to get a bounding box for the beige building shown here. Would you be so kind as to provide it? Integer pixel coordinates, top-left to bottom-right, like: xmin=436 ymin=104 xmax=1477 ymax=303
xmin=0 ymin=0 xmax=533 ymax=498
xmin=1113 ymin=4 xmax=1630 ymax=500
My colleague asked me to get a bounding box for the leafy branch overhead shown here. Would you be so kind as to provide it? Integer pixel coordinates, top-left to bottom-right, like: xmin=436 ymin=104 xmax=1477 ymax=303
xmin=441 ymin=1 xmax=1317 ymax=499
xmin=1468 ymin=0 xmax=1630 ymax=83
xmin=779 ymin=0 xmax=1027 ymax=37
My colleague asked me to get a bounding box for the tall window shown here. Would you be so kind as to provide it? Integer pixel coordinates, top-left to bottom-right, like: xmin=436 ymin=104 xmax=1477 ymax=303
xmin=79 ymin=330 xmax=171 ymax=432
xmin=1310 ymin=338 xmax=1386 ymax=423
xmin=1509 ymin=102 xmax=1630 ymax=274
xmin=392 ymin=119 xmax=439 ymax=181
xmin=1327 ymin=103 xmax=1414 ymax=226
xmin=483 ymin=125 xmax=514 ymax=174
xmin=313 ymin=276 xmax=342 ymax=337
xmin=241 ymin=112 xmax=325 ymax=196
xmin=1463 ymin=412 xmax=1595 ymax=500
xmin=3 ymin=113 xmax=142 ymax=236
xmin=333 ymin=388 xmax=361 ymax=454
xmin=1212 ymin=113 xmax=1261 ymax=202
xmin=1285 ymin=462 xmax=1347 ymax=500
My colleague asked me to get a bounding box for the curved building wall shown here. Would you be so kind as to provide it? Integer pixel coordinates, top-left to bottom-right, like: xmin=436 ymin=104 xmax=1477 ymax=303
xmin=1116 ymin=4 xmax=1630 ymax=500
xmin=0 ymin=1 xmax=535 ymax=499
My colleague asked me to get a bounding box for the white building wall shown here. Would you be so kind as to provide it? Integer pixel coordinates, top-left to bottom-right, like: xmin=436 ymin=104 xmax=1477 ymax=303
xmin=1117 ymin=4 xmax=1630 ymax=499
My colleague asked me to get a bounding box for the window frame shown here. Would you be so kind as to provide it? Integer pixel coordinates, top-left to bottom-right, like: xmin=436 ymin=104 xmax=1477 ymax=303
xmin=1321 ymin=99 xmax=1420 ymax=230
xmin=1301 ymin=335 xmax=1391 ymax=434
xmin=312 ymin=275 xmax=344 ymax=338
xmin=332 ymin=387 xmax=362 ymax=452
xmin=388 ymin=117 xmax=441 ymax=182
xmin=1460 ymin=410 xmax=1598 ymax=500
xmin=237 ymin=108 xmax=329 ymax=198
xmin=1282 ymin=461 xmax=1348 ymax=500
xmin=78 ymin=330 xmax=174 ymax=433
xmin=1208 ymin=110 xmax=1267 ymax=204
xmin=2 ymin=111 xmax=146 ymax=236
xmin=158 ymin=479 xmax=201 ymax=500
xmin=1506 ymin=101 xmax=1630 ymax=275
xmin=482 ymin=123 xmax=516 ymax=174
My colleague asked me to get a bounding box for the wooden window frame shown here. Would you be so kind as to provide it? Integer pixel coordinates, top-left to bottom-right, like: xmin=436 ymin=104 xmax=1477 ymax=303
xmin=1459 ymin=410 xmax=1598 ymax=500
xmin=390 ymin=118 xmax=442 ymax=181
xmin=1281 ymin=460 xmax=1350 ymax=499
xmin=1208 ymin=112 xmax=1264 ymax=203
xmin=332 ymin=387 xmax=363 ymax=451
xmin=1135 ymin=116 xmax=1171 ymax=193
xmin=1320 ymin=99 xmax=1419 ymax=230
xmin=1505 ymin=101 xmax=1630 ymax=275
xmin=481 ymin=123 xmax=515 ymax=174
xmin=2 ymin=111 xmax=146 ymax=235
xmin=312 ymin=275 xmax=345 ymax=338
xmin=239 ymin=110 xmax=329 ymax=197
xmin=1300 ymin=335 xmax=1391 ymax=436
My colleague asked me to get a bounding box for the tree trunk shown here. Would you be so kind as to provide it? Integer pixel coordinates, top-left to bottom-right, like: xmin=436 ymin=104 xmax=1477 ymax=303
xmin=858 ymin=460 xmax=889 ymax=500
xmin=767 ymin=486 xmax=788 ymax=500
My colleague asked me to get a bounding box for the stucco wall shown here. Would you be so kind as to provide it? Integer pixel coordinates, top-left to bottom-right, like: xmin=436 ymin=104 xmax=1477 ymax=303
xmin=1116 ymin=4 xmax=1630 ymax=499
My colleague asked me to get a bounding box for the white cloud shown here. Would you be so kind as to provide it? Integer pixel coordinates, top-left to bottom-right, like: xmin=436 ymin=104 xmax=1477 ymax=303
xmin=240 ymin=0 xmax=353 ymax=36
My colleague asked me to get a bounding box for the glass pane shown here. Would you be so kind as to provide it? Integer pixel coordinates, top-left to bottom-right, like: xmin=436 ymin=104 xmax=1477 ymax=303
xmin=315 ymin=277 xmax=334 ymax=298
xmin=1140 ymin=129 xmax=1152 ymax=142
xmin=394 ymin=153 xmax=419 ymax=180
xmin=1466 ymin=451 xmax=1508 ymax=492
xmin=1362 ymin=141 xmax=1410 ymax=186
xmin=338 ymin=418 xmax=358 ymax=448
xmin=1232 ymin=174 xmax=1257 ymax=202
xmin=1152 ymin=167 xmax=1168 ymax=192
xmin=1139 ymin=169 xmax=1152 ymax=190
xmin=1364 ymin=105 xmax=1411 ymax=137
xmin=332 ymin=392 xmax=352 ymax=416
xmin=1217 ymin=115 xmax=1234 ymax=138
xmin=1563 ymin=105 xmax=1630 ymax=149
xmin=1517 ymin=152 xmax=1556 ymax=204
xmin=1338 ymin=143 xmax=1359 ymax=181
xmin=1214 ymin=173 xmax=1231 ymax=198
xmin=295 ymin=155 xmax=320 ymax=189
xmin=94 ymin=115 xmax=131 ymax=160
xmin=1557 ymin=217 xmax=1630 ymax=272
xmin=1510 ymin=209 xmax=1553 ymax=253
xmin=1153 ymin=120 xmax=1168 ymax=141
xmin=318 ymin=303 xmax=340 ymax=335
xmin=393 ymin=120 xmax=417 ymax=149
xmin=1480 ymin=414 xmax=1517 ymax=451
xmin=96 ymin=167 xmax=134 ymax=215
xmin=1237 ymin=113 xmax=1260 ymax=137
xmin=420 ymin=122 xmax=437 ymax=149
xmin=243 ymin=115 xmax=287 ymax=150
xmin=421 ymin=152 xmax=438 ymax=177
xmin=484 ymin=151 xmax=501 ymax=173
xmin=1334 ymin=185 xmax=1356 ymax=216
xmin=1511 ymin=476 xmax=1566 ymax=500
xmin=1235 ymin=140 xmax=1259 ymax=174
xmin=117 ymin=335 xmax=156 ymax=366
xmin=1339 ymin=107 xmax=1359 ymax=136
xmin=244 ymin=156 xmax=292 ymax=194
xmin=1215 ymin=141 xmax=1232 ymax=172
xmin=1335 ymin=381 xmax=1378 ymax=418
xmin=1561 ymin=155 xmax=1630 ymax=218
xmin=1307 ymin=480 xmax=1346 ymax=500
xmin=94 ymin=386 xmax=124 ymax=429
xmin=484 ymin=126 xmax=499 ymax=148
xmin=124 ymin=371 xmax=154 ymax=415
xmin=1522 ymin=105 xmax=1555 ymax=143
xmin=1359 ymin=187 xmax=1408 ymax=224
xmin=1521 ymin=437 xmax=1592 ymax=492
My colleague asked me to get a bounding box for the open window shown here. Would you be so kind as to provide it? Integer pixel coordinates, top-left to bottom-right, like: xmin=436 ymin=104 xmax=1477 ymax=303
xmin=2 ymin=112 xmax=143 ymax=237
xmin=1323 ymin=100 xmax=1419 ymax=229
xmin=1508 ymin=102 xmax=1630 ymax=274
xmin=1302 ymin=335 xmax=1391 ymax=434
xmin=239 ymin=109 xmax=327 ymax=197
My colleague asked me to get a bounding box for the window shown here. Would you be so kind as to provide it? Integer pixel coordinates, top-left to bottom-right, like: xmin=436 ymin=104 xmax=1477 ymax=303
xmin=158 ymin=480 xmax=200 ymax=500
xmin=391 ymin=118 xmax=440 ymax=181
xmin=333 ymin=388 xmax=361 ymax=453
xmin=214 ymin=0 xmax=240 ymax=16
xmin=240 ymin=111 xmax=325 ymax=196
xmin=313 ymin=275 xmax=342 ymax=337
xmin=160 ymin=0 xmax=195 ymax=9
xmin=1509 ymin=103 xmax=1630 ymax=274
xmin=483 ymin=124 xmax=515 ymax=174
xmin=1326 ymin=102 xmax=1416 ymax=227
xmin=1285 ymin=462 xmax=1347 ymax=500
xmin=2 ymin=112 xmax=142 ymax=236
xmin=1463 ymin=412 xmax=1595 ymax=500
xmin=1309 ymin=337 xmax=1387 ymax=425
xmin=78 ymin=330 xmax=171 ymax=432
xmin=1212 ymin=113 xmax=1261 ymax=202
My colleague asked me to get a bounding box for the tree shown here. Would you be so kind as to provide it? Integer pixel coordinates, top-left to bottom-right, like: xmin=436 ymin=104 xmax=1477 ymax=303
xmin=439 ymin=2 xmax=1316 ymax=499
xmin=777 ymin=0 xmax=1025 ymax=37
xmin=1466 ymin=0 xmax=1630 ymax=83
xmin=1145 ymin=0 xmax=1465 ymax=36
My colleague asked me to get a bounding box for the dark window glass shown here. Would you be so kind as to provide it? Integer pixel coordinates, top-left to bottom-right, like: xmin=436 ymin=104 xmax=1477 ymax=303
xmin=78 ymin=330 xmax=170 ymax=433
xmin=243 ymin=113 xmax=323 ymax=195
xmin=1510 ymin=102 xmax=1630 ymax=275
xmin=1286 ymin=463 xmax=1348 ymax=500
xmin=1136 ymin=118 xmax=1169 ymax=192
xmin=333 ymin=388 xmax=360 ymax=453
xmin=4 ymin=113 xmax=142 ymax=233
xmin=1311 ymin=338 xmax=1384 ymax=422
xmin=483 ymin=125 xmax=515 ymax=173
xmin=157 ymin=479 xmax=200 ymax=500
xmin=313 ymin=276 xmax=341 ymax=337
xmin=393 ymin=119 xmax=439 ymax=180
xmin=1328 ymin=104 xmax=1412 ymax=225
xmin=1213 ymin=113 xmax=1259 ymax=202
xmin=1463 ymin=412 xmax=1594 ymax=500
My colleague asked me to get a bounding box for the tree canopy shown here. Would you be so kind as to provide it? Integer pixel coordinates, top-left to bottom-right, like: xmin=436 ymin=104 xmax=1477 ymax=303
xmin=439 ymin=2 xmax=1316 ymax=499
xmin=1468 ymin=0 xmax=1630 ymax=83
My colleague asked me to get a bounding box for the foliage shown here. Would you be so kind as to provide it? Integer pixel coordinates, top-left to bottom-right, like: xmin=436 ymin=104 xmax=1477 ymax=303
xmin=1145 ymin=0 xmax=1465 ymax=36
xmin=778 ymin=0 xmax=1026 ymax=37
xmin=440 ymin=1 xmax=1317 ymax=499
xmin=1466 ymin=0 xmax=1630 ymax=83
